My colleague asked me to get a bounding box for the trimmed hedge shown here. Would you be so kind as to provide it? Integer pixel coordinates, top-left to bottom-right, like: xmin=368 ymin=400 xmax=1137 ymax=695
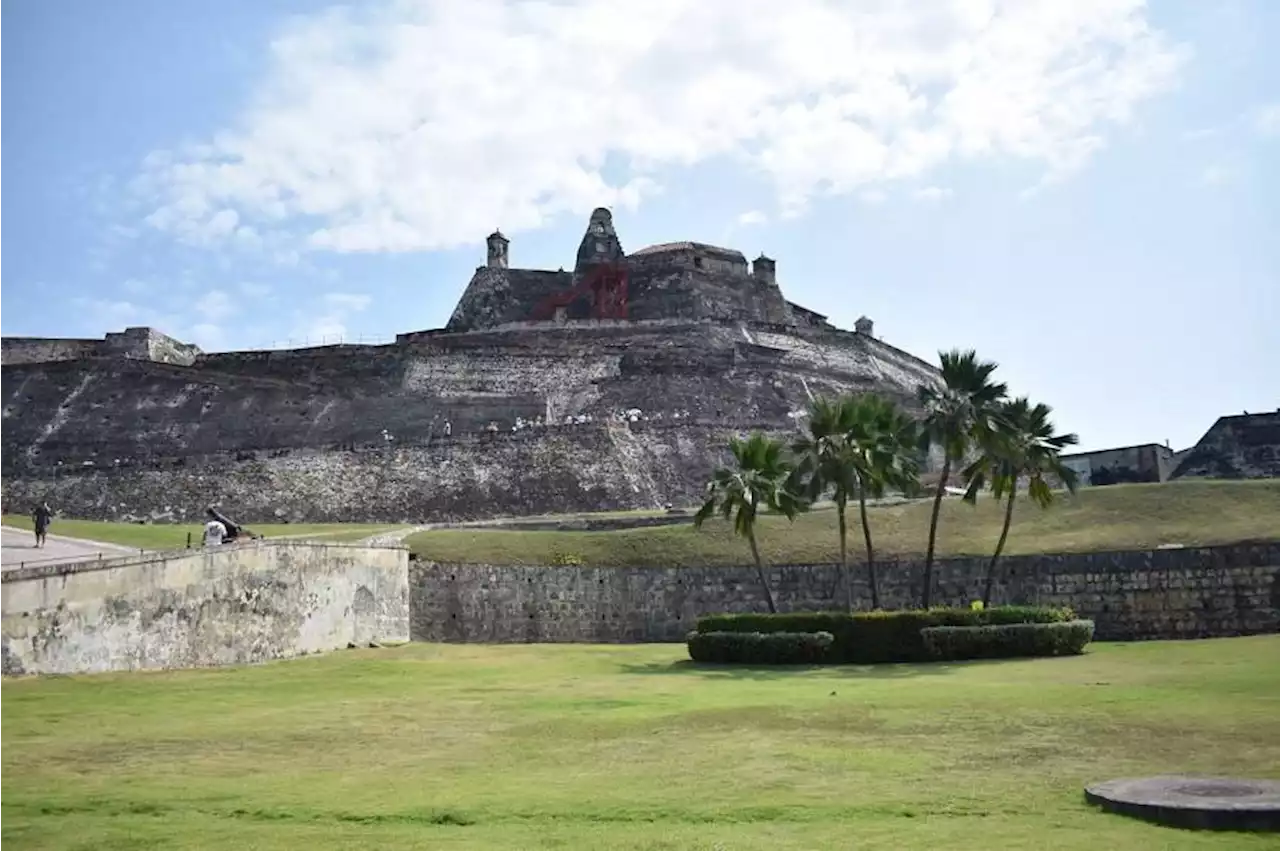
xmin=687 ymin=630 xmax=835 ymax=665
xmin=922 ymin=619 xmax=1095 ymax=660
xmin=695 ymin=606 xmax=1074 ymax=664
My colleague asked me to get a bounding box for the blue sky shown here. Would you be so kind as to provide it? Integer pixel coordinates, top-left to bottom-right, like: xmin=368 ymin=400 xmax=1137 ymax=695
xmin=2 ymin=0 xmax=1276 ymax=453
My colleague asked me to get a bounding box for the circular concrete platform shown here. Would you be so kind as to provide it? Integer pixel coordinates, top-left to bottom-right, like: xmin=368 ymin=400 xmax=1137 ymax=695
xmin=1085 ymin=776 xmax=1280 ymax=831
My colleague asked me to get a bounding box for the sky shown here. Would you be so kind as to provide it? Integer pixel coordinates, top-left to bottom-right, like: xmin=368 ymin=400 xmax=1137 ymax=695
xmin=2 ymin=0 xmax=1277 ymax=453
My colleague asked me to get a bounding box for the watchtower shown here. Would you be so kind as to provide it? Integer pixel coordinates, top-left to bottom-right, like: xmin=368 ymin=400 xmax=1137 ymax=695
xmin=486 ymin=230 xmax=510 ymax=269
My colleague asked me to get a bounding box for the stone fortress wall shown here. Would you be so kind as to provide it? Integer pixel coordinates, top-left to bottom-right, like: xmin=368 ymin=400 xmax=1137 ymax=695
xmin=1 ymin=540 xmax=409 ymax=675
xmin=1 ymin=208 xmax=944 ymax=523
xmin=410 ymin=542 xmax=1280 ymax=645
xmin=2 ymin=327 xmax=201 ymax=367
xmin=4 ymin=539 xmax=1274 ymax=676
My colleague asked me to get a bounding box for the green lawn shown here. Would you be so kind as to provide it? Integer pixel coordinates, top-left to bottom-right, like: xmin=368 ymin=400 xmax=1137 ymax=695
xmin=0 ymin=516 xmax=402 ymax=549
xmin=407 ymin=479 xmax=1280 ymax=566
xmin=4 ymin=637 xmax=1279 ymax=850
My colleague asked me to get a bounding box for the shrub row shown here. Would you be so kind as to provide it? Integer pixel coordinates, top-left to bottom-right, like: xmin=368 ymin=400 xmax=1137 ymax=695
xmin=922 ymin=620 xmax=1095 ymax=660
xmin=694 ymin=606 xmax=1075 ymax=664
xmin=687 ymin=630 xmax=835 ymax=665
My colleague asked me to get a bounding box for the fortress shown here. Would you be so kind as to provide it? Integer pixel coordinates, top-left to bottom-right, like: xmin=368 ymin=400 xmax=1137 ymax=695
xmin=1 ymin=208 xmax=947 ymax=523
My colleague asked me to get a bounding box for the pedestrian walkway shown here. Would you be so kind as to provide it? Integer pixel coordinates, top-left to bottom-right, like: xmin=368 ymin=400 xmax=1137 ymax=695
xmin=0 ymin=525 xmax=137 ymax=570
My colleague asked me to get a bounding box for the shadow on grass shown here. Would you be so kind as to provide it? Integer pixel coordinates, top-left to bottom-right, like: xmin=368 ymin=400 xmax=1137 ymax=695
xmin=618 ymin=658 xmax=1016 ymax=680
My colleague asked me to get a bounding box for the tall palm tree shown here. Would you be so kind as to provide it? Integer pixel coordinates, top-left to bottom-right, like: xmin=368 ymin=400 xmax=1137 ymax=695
xmin=962 ymin=398 xmax=1080 ymax=606
xmin=917 ymin=350 xmax=1008 ymax=607
xmin=791 ymin=397 xmax=860 ymax=611
xmin=694 ymin=432 xmax=802 ymax=614
xmin=846 ymin=394 xmax=921 ymax=610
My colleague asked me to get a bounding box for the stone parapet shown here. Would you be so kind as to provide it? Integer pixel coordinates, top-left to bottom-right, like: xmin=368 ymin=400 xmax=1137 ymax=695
xmin=408 ymin=542 xmax=1280 ymax=644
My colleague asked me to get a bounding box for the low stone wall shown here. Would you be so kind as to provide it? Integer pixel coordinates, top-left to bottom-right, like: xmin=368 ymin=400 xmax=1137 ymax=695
xmin=1 ymin=541 xmax=409 ymax=675
xmin=409 ymin=543 xmax=1280 ymax=644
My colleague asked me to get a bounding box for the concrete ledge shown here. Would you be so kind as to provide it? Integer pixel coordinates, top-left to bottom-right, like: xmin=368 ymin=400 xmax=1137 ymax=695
xmin=1 ymin=538 xmax=407 ymax=584
xmin=1085 ymin=776 xmax=1280 ymax=831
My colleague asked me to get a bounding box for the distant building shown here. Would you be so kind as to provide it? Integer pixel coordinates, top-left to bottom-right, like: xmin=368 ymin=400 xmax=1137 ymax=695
xmin=1061 ymin=409 xmax=1280 ymax=487
xmin=1060 ymin=443 xmax=1177 ymax=487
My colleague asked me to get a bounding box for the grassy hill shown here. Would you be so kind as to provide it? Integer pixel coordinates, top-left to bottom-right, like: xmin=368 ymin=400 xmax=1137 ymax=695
xmin=405 ymin=479 xmax=1280 ymax=567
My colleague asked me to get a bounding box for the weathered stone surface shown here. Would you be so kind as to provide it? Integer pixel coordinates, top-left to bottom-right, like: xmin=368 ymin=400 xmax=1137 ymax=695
xmin=408 ymin=543 xmax=1280 ymax=644
xmin=1085 ymin=776 xmax=1280 ymax=831
xmin=1 ymin=540 xmax=409 ymax=675
xmin=2 ymin=327 xmax=200 ymax=367
xmin=1172 ymin=412 xmax=1280 ymax=480
xmin=2 ymin=326 xmax=938 ymax=523
xmin=1 ymin=208 xmax=942 ymax=523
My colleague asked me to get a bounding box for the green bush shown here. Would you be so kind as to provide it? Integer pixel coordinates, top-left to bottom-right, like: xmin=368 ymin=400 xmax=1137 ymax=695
xmin=695 ymin=606 xmax=1074 ymax=664
xmin=921 ymin=619 xmax=1095 ymax=660
xmin=686 ymin=630 xmax=835 ymax=665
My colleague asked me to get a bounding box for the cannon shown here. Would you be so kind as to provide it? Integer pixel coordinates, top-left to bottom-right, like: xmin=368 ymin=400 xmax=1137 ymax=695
xmin=206 ymin=506 xmax=261 ymax=542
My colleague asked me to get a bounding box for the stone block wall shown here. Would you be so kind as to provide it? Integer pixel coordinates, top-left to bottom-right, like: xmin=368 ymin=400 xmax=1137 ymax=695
xmin=3 ymin=319 xmax=945 ymax=523
xmin=1 ymin=337 xmax=101 ymax=365
xmin=1173 ymin=412 xmax=1280 ymax=480
xmin=408 ymin=543 xmax=1280 ymax=644
xmin=1 ymin=540 xmax=409 ymax=675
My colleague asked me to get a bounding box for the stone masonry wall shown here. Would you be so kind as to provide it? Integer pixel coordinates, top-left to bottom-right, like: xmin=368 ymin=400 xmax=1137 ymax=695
xmin=2 ymin=540 xmax=409 ymax=675
xmin=409 ymin=542 xmax=1280 ymax=644
xmin=1173 ymin=412 xmax=1280 ymax=480
xmin=3 ymin=321 xmax=941 ymax=522
xmin=1 ymin=337 xmax=102 ymax=365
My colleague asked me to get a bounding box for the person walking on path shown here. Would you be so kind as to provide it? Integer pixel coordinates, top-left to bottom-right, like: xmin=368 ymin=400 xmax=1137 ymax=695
xmin=32 ymin=502 xmax=53 ymax=548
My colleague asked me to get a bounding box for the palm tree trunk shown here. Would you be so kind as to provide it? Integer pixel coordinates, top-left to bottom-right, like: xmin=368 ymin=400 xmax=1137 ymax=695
xmin=837 ymin=497 xmax=851 ymax=612
xmin=858 ymin=483 xmax=879 ymax=610
xmin=983 ymin=482 xmax=1017 ymax=607
xmin=747 ymin=528 xmax=778 ymax=614
xmin=922 ymin=453 xmax=952 ymax=608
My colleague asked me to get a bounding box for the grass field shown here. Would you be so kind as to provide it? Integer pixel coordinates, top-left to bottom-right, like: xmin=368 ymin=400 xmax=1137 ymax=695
xmin=3 ymin=637 xmax=1279 ymax=850
xmin=0 ymin=516 xmax=402 ymax=549
xmin=406 ymin=479 xmax=1280 ymax=566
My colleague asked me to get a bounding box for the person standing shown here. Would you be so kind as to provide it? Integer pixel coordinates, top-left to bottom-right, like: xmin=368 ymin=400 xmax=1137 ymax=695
xmin=32 ymin=502 xmax=53 ymax=548
xmin=203 ymin=511 xmax=227 ymax=547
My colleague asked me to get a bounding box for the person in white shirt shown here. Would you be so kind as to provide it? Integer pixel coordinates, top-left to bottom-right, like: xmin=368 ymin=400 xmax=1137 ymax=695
xmin=203 ymin=517 xmax=227 ymax=547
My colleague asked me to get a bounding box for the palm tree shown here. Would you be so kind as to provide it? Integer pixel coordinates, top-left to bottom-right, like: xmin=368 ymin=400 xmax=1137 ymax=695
xmin=962 ymin=397 xmax=1080 ymax=606
xmin=694 ymin=432 xmax=802 ymax=614
xmin=791 ymin=397 xmax=860 ymax=611
xmin=846 ymin=395 xmax=921 ymax=609
xmin=917 ymin=350 xmax=1008 ymax=607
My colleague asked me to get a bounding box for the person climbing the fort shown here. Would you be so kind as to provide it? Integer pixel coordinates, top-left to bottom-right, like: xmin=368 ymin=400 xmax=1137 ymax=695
xmin=203 ymin=509 xmax=228 ymax=547
xmin=31 ymin=501 xmax=53 ymax=548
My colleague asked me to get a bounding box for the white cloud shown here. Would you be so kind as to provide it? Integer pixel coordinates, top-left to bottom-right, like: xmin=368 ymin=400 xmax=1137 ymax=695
xmin=735 ymin=210 xmax=767 ymax=226
xmin=1199 ymin=162 xmax=1239 ymax=186
xmin=859 ymin=189 xmax=888 ymax=205
xmin=1252 ymin=102 xmax=1280 ymax=138
xmin=195 ymin=289 xmax=235 ymax=322
xmin=187 ymin=323 xmax=227 ymax=350
xmin=238 ymin=281 xmax=273 ymax=298
xmin=322 ymin=292 xmax=371 ymax=312
xmin=278 ymin=291 xmax=375 ymax=345
xmin=121 ymin=278 xmax=150 ymax=295
xmin=913 ymin=186 xmax=954 ymax=202
xmin=137 ymin=0 xmax=1187 ymax=253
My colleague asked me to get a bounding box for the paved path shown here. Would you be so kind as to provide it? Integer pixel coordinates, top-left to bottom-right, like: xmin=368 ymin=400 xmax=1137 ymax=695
xmin=359 ymin=526 xmax=426 ymax=547
xmin=0 ymin=525 xmax=137 ymax=571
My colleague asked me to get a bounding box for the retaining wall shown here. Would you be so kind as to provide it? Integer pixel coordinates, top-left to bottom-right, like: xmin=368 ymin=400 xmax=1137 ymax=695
xmin=1 ymin=540 xmax=409 ymax=675
xmin=409 ymin=542 xmax=1280 ymax=644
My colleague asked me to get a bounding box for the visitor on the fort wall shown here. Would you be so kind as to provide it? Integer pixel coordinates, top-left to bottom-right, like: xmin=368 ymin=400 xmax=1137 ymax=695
xmin=32 ymin=501 xmax=53 ymax=548
xmin=203 ymin=511 xmax=228 ymax=547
